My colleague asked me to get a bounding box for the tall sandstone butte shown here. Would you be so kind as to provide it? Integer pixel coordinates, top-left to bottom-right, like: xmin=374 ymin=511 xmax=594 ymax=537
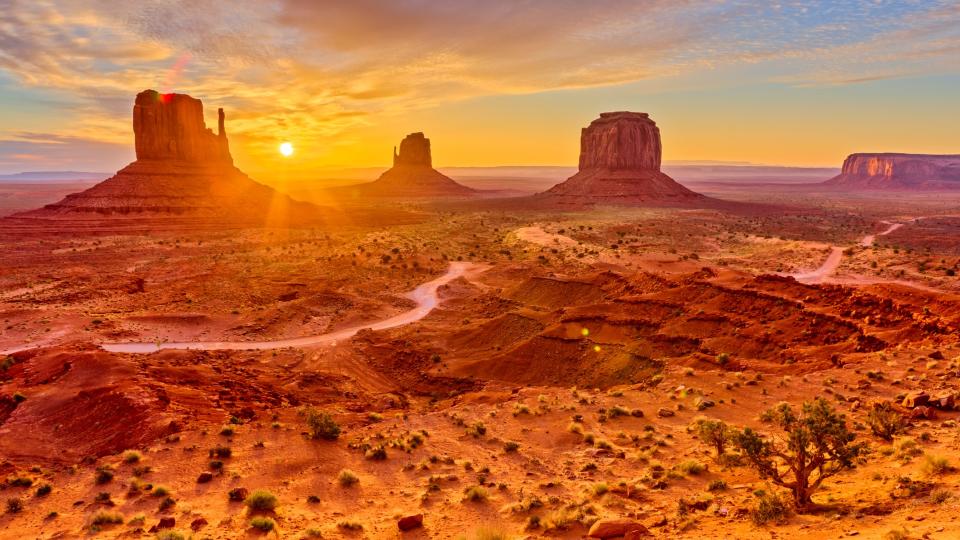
xmin=336 ymin=132 xmax=474 ymax=197
xmin=539 ymin=112 xmax=702 ymax=205
xmin=19 ymin=90 xmax=315 ymax=222
xmin=825 ymin=153 xmax=960 ymax=189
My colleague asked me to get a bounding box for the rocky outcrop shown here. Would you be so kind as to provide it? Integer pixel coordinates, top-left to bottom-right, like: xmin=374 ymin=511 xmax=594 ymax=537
xmin=133 ymin=90 xmax=232 ymax=164
xmin=537 ymin=112 xmax=703 ymax=206
xmin=17 ymin=90 xmax=316 ymax=223
xmin=393 ymin=132 xmax=431 ymax=167
xmin=579 ymin=112 xmax=662 ymax=171
xmin=331 ymin=132 xmax=475 ymax=198
xmin=825 ymin=153 xmax=960 ymax=189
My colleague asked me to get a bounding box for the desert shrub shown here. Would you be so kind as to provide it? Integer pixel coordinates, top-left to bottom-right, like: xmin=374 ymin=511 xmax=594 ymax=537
xmin=503 ymin=441 xmax=520 ymax=453
xmin=338 ymin=469 xmax=359 ymax=487
xmin=675 ymin=460 xmax=706 ymax=476
xmin=219 ymin=426 xmax=235 ymax=436
xmin=337 ymin=521 xmax=363 ymax=530
xmin=211 ymin=445 xmax=232 ymax=459
xmin=35 ymin=483 xmax=52 ymax=497
xmin=707 ymin=479 xmax=727 ymax=491
xmin=90 ymin=511 xmax=123 ymax=525
xmin=750 ymin=490 xmax=790 ymax=525
xmin=921 ymin=455 xmax=953 ymax=477
xmin=930 ymin=488 xmax=952 ymax=504
xmin=245 ymin=490 xmax=278 ymax=512
xmin=365 ymin=445 xmax=387 ymax=460
xmin=153 ymin=486 xmax=170 ymax=497
xmin=94 ymin=466 xmax=114 ymax=485
xmin=867 ymin=402 xmax=906 ymax=441
xmin=473 ymin=526 xmax=509 ymax=540
xmin=158 ymin=496 xmax=176 ymax=511
xmin=883 ymin=529 xmax=910 ymax=540
xmin=462 ymin=485 xmax=489 ymax=502
xmin=696 ymin=418 xmax=732 ymax=460
xmin=5 ymin=498 xmax=23 ymax=514
xmin=123 ymin=451 xmax=141 ymax=464
xmin=735 ymin=398 xmax=864 ymax=508
xmin=156 ymin=532 xmax=186 ymax=540
xmin=8 ymin=476 xmax=33 ymax=487
xmin=467 ymin=421 xmax=487 ymax=438
xmin=304 ymin=408 xmax=341 ymax=440
xmin=250 ymin=516 xmax=276 ymax=531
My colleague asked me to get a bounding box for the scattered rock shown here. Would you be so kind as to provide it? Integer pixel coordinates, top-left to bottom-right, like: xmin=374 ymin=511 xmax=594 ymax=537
xmin=588 ymin=518 xmax=650 ymax=538
xmin=657 ymin=408 xmax=675 ymax=418
xmin=902 ymin=391 xmax=929 ymax=408
xmin=148 ymin=517 xmax=175 ymax=532
xmin=190 ymin=517 xmax=208 ymax=531
xmin=228 ymin=487 xmax=249 ymax=501
xmin=397 ymin=513 xmax=424 ymax=531
xmin=197 ymin=472 xmax=213 ymax=483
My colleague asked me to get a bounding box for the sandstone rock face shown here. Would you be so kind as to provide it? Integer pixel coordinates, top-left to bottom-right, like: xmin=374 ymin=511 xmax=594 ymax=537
xmin=826 ymin=153 xmax=960 ymax=189
xmin=332 ymin=132 xmax=475 ymax=198
xmin=393 ymin=132 xmax=432 ymax=167
xmin=19 ymin=89 xmax=316 ymax=223
xmin=587 ymin=518 xmax=650 ymax=538
xmin=134 ymin=90 xmax=232 ymax=164
xmin=579 ymin=112 xmax=662 ymax=171
xmin=538 ymin=112 xmax=703 ymax=206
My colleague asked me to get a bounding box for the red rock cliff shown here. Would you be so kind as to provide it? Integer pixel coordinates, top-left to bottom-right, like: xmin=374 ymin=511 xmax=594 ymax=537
xmin=826 ymin=153 xmax=960 ymax=189
xmin=133 ymin=89 xmax=232 ymax=164
xmin=538 ymin=112 xmax=702 ymax=205
xmin=578 ymin=112 xmax=662 ymax=172
xmin=392 ymin=132 xmax=432 ymax=167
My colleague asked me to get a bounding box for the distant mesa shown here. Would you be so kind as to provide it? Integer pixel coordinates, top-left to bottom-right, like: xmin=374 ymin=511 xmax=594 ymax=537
xmin=332 ymin=132 xmax=476 ymax=198
xmin=824 ymin=153 xmax=960 ymax=190
xmin=535 ymin=112 xmax=704 ymax=206
xmin=16 ymin=89 xmax=316 ymax=222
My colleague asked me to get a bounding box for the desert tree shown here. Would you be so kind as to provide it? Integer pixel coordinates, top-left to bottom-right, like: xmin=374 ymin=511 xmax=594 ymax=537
xmin=695 ymin=418 xmax=732 ymax=461
xmin=734 ymin=398 xmax=865 ymax=509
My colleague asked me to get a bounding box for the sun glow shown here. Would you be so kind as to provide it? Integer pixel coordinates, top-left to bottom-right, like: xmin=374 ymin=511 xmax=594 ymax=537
xmin=279 ymin=142 xmax=294 ymax=157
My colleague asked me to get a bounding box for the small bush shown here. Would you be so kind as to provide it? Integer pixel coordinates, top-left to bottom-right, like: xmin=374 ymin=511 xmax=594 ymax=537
xmin=883 ymin=529 xmax=910 ymax=540
xmin=365 ymin=445 xmax=387 ymax=460
xmin=5 ymin=498 xmax=23 ymax=514
xmin=94 ymin=466 xmax=114 ymax=485
xmin=250 ymin=516 xmax=276 ymax=531
xmin=707 ymin=479 xmax=727 ymax=491
xmin=245 ymin=490 xmax=278 ymax=512
xmin=35 ymin=483 xmax=52 ymax=497
xmin=90 ymin=511 xmax=123 ymax=525
xmin=922 ymin=455 xmax=954 ymax=477
xmin=867 ymin=402 xmax=905 ymax=441
xmin=337 ymin=521 xmax=363 ymax=530
xmin=156 ymin=532 xmax=186 ymax=540
xmin=338 ymin=469 xmax=359 ymax=487
xmin=123 ymin=451 xmax=141 ymax=464
xmin=153 ymin=486 xmax=170 ymax=497
xmin=463 ymin=485 xmax=489 ymax=503
xmin=305 ymin=408 xmax=341 ymax=440
xmin=503 ymin=441 xmax=520 ymax=453
xmin=930 ymin=488 xmax=952 ymax=504
xmin=751 ymin=491 xmax=790 ymax=525
xmin=676 ymin=460 xmax=706 ymax=476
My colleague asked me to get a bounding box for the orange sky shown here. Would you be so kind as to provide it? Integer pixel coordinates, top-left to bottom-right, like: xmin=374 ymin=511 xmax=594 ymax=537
xmin=0 ymin=1 xmax=958 ymax=177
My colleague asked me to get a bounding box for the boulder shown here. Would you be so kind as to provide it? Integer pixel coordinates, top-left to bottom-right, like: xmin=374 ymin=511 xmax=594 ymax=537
xmin=197 ymin=472 xmax=213 ymax=483
xmin=902 ymin=391 xmax=929 ymax=408
xmin=933 ymin=393 xmax=955 ymax=410
xmin=148 ymin=517 xmax=176 ymax=532
xmin=397 ymin=513 xmax=424 ymax=531
xmin=588 ymin=518 xmax=650 ymax=538
xmin=228 ymin=487 xmax=249 ymax=501
xmin=656 ymin=408 xmax=675 ymax=418
xmin=190 ymin=517 xmax=208 ymax=531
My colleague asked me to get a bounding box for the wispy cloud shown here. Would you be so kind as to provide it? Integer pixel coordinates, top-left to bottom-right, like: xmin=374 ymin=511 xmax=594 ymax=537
xmin=0 ymin=0 xmax=957 ymax=171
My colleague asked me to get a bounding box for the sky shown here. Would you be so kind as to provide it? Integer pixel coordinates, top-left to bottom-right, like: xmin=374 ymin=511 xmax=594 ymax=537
xmin=0 ymin=0 xmax=958 ymax=178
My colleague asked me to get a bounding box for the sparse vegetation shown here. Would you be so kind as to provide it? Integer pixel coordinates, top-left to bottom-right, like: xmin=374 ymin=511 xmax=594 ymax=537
xmin=338 ymin=469 xmax=359 ymax=487
xmin=245 ymin=490 xmax=278 ymax=512
xmin=867 ymin=402 xmax=906 ymax=441
xmin=735 ymin=398 xmax=865 ymax=508
xmin=304 ymin=408 xmax=341 ymax=440
xmin=250 ymin=516 xmax=276 ymax=531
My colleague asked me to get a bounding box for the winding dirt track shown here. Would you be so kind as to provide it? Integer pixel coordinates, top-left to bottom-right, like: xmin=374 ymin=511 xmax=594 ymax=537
xmin=101 ymin=261 xmax=486 ymax=354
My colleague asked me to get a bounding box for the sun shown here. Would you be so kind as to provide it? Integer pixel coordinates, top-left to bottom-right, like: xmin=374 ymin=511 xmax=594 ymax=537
xmin=279 ymin=142 xmax=294 ymax=157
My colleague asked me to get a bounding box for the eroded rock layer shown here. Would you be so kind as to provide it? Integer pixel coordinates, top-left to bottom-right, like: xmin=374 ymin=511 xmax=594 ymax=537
xmin=18 ymin=89 xmax=316 ymax=222
xmin=825 ymin=153 xmax=960 ymax=189
xmin=539 ymin=112 xmax=703 ymax=205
